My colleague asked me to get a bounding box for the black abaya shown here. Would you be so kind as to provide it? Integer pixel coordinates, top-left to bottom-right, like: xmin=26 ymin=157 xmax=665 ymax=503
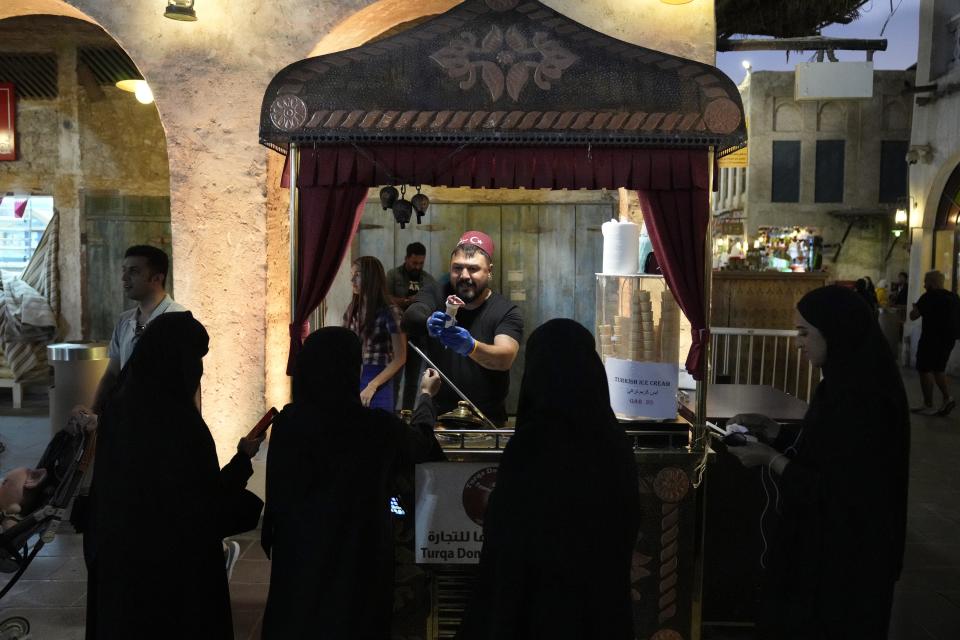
xmin=84 ymin=312 xmax=232 ymax=639
xmin=757 ymin=286 xmax=909 ymax=639
xmin=458 ymin=319 xmax=641 ymax=640
xmin=260 ymin=327 xmax=443 ymax=640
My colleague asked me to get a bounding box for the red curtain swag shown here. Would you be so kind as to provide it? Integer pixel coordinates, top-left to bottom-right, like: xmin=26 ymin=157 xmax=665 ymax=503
xmin=286 ymin=185 xmax=368 ymax=374
xmin=284 ymin=145 xmax=709 ymax=378
xmin=638 ymin=189 xmax=709 ymax=379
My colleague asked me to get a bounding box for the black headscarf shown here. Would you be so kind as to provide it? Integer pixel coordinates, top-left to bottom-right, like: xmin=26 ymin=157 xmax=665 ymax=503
xmin=115 ymin=311 xmax=209 ymax=411
xmin=796 ymin=285 xmax=901 ymax=405
xmin=85 ymin=311 xmax=232 ymax=638
xmin=292 ymin=327 xmax=362 ymax=408
xmin=459 ymin=318 xmax=640 ymax=640
xmin=516 ymin=318 xmax=617 ymax=433
xmin=789 ymin=285 xmax=909 ymax=587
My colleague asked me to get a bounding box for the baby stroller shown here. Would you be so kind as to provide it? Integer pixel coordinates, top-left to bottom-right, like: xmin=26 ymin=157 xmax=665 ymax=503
xmin=0 ymin=428 xmax=95 ymax=638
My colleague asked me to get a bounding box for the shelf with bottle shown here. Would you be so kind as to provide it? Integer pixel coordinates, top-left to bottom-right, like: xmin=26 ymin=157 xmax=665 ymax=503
xmin=743 ymin=226 xmax=823 ymax=273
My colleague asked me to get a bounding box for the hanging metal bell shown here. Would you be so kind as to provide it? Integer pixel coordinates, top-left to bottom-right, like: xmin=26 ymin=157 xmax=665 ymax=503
xmin=411 ymin=192 xmax=430 ymax=214
xmin=392 ymin=199 xmax=413 ymax=228
xmin=379 ymin=186 xmax=399 ymax=210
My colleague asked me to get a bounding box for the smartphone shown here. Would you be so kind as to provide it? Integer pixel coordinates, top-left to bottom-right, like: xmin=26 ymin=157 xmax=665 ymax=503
xmin=246 ymin=407 xmax=279 ymax=440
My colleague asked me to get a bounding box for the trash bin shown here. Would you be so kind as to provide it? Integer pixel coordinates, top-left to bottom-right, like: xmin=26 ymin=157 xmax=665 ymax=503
xmin=47 ymin=343 xmax=108 ymax=436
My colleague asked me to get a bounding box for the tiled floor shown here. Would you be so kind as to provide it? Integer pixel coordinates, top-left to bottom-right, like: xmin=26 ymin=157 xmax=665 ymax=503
xmin=2 ymin=370 xmax=959 ymax=639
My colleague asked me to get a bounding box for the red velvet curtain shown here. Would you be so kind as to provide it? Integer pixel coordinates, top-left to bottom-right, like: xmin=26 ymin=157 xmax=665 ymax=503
xmin=638 ymin=188 xmax=710 ymax=379
xmin=284 ymin=145 xmax=709 ymax=376
xmin=286 ymin=185 xmax=368 ymax=374
xmin=289 ymin=145 xmax=703 ymax=191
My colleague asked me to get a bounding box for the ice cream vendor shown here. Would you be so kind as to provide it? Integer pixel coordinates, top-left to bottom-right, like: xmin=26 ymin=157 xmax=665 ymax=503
xmin=402 ymin=231 xmax=524 ymax=426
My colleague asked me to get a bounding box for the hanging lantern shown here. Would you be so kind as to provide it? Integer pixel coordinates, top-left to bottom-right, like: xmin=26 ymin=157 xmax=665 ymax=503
xmin=379 ymin=185 xmax=399 ymax=210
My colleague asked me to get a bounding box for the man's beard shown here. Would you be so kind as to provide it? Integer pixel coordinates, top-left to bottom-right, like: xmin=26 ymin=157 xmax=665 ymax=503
xmin=456 ymin=279 xmax=486 ymax=302
xmin=407 ymin=268 xmax=422 ymax=279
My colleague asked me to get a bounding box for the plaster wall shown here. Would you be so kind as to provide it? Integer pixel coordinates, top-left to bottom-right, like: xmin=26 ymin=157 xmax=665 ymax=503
xmin=742 ymin=70 xmax=914 ymax=283
xmin=0 ymin=18 xmax=169 ymax=340
xmin=905 ymin=0 xmax=960 ymax=371
xmin=3 ymin=0 xmax=718 ymax=466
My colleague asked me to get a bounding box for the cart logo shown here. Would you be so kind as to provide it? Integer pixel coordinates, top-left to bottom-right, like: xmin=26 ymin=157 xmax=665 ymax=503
xmin=462 ymin=466 xmax=498 ymax=526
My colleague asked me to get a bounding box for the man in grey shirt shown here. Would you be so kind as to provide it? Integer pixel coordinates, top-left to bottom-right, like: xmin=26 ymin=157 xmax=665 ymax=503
xmin=90 ymin=245 xmax=186 ymax=412
xmin=386 ymin=242 xmax=436 ymax=409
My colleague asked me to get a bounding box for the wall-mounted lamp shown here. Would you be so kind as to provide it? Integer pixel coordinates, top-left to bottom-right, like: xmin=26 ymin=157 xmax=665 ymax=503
xmin=905 ymin=144 xmax=933 ymax=165
xmin=164 ymin=0 xmax=198 ymax=21
xmin=115 ymin=79 xmax=154 ymax=104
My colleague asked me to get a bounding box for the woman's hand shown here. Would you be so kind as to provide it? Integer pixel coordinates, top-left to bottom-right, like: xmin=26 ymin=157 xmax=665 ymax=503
xmin=360 ymin=383 xmax=378 ymax=407
xmin=729 ymin=412 xmax=781 ymax=443
xmin=68 ymin=405 xmax=98 ymax=433
xmin=420 ymin=368 xmax=442 ymax=397
xmin=726 ymin=441 xmax=780 ymax=468
xmin=237 ymin=436 xmax=264 ymax=459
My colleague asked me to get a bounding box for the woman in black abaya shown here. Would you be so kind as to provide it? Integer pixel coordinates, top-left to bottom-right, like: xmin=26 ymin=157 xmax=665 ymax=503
xmin=84 ymin=312 xmax=232 ymax=639
xmin=730 ymin=286 xmax=910 ymax=639
xmin=458 ymin=319 xmax=641 ymax=640
xmin=261 ymin=326 xmax=443 ymax=640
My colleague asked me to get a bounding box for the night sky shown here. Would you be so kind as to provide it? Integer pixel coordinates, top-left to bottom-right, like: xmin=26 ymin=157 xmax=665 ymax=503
xmin=715 ymin=0 xmax=921 ymax=84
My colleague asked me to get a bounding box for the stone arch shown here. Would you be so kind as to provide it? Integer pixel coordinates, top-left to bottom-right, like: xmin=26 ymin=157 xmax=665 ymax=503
xmin=817 ymin=101 xmax=845 ymax=132
xmin=773 ymin=101 xmax=802 ymax=132
xmin=0 ymin=1 xmax=171 ymax=343
xmin=309 ymin=0 xmax=459 ymax=57
xmin=882 ymin=98 xmax=910 ymax=132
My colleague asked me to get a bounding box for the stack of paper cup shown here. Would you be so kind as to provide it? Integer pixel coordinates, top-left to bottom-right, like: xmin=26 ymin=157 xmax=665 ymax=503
xmin=658 ymin=290 xmax=681 ymax=364
xmin=614 ymin=315 xmax=630 ymax=359
xmin=597 ymin=323 xmax=614 ymax=362
xmin=627 ymin=289 xmax=655 ymax=361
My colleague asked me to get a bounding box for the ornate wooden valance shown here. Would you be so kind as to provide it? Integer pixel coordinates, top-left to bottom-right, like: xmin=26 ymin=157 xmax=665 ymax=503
xmin=259 ymin=0 xmax=746 ymax=153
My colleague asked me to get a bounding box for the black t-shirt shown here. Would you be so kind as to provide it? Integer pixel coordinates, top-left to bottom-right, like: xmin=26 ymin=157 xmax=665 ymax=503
xmin=916 ymin=288 xmax=960 ymax=343
xmin=403 ymin=282 xmax=524 ymax=424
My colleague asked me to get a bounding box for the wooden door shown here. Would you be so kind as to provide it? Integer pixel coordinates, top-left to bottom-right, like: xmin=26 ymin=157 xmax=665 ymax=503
xmin=83 ymin=193 xmax=172 ymax=341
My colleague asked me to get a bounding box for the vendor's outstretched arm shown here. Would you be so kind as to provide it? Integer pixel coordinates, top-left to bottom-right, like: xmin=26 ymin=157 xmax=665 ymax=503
xmin=470 ymin=334 xmax=520 ymax=371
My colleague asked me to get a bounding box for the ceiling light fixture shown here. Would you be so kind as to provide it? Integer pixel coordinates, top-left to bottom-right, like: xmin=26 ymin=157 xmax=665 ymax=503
xmin=164 ymin=0 xmax=198 ymax=22
xmin=115 ymin=79 xmax=154 ymax=105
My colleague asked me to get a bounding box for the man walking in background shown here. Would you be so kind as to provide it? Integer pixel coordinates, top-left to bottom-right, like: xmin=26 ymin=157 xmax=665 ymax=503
xmin=910 ymin=270 xmax=960 ymax=416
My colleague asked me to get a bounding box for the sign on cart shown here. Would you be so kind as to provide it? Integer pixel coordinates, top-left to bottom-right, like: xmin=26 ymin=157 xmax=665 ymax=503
xmin=605 ymin=358 xmax=678 ymax=420
xmin=415 ymin=462 xmax=499 ymax=564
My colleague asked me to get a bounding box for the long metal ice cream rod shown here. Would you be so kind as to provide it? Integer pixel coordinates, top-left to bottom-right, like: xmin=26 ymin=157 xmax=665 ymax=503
xmin=408 ymin=342 xmax=499 ymax=430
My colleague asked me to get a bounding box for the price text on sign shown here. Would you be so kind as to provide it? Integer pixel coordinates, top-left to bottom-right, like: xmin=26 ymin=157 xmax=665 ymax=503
xmin=605 ymin=358 xmax=678 ymax=420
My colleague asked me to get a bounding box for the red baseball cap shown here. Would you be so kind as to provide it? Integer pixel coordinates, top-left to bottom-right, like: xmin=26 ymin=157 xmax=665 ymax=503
xmin=456 ymin=231 xmax=495 ymax=260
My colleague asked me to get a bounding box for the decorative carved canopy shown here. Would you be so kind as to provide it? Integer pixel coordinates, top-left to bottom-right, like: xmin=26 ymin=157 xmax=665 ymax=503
xmin=259 ymin=0 xmax=746 ymax=153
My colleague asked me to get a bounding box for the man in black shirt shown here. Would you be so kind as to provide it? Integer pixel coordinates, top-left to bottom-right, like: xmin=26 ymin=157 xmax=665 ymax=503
xmin=403 ymin=231 xmax=523 ymax=425
xmin=387 ymin=242 xmax=437 ymax=409
xmin=909 ymin=270 xmax=959 ymax=416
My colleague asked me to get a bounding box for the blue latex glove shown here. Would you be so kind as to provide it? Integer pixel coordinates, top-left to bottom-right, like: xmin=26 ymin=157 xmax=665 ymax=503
xmin=439 ymin=325 xmax=476 ymax=356
xmin=427 ymin=311 xmax=451 ymax=338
